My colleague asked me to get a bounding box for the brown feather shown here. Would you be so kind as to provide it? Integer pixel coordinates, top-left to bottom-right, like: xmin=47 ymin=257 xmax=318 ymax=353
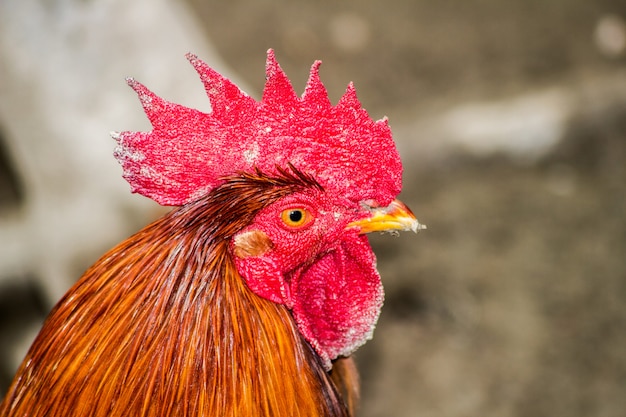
xmin=330 ymin=357 xmax=361 ymax=417
xmin=1 ymin=167 xmax=354 ymax=417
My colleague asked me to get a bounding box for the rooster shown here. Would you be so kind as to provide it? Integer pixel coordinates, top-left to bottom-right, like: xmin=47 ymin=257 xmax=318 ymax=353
xmin=0 ymin=50 xmax=423 ymax=417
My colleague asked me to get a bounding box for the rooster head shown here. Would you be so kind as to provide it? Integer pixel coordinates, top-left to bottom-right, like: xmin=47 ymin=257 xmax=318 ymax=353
xmin=114 ymin=50 xmax=424 ymax=368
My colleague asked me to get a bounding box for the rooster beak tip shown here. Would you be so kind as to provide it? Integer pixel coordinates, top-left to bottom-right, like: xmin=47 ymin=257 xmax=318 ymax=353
xmin=411 ymin=220 xmax=427 ymax=233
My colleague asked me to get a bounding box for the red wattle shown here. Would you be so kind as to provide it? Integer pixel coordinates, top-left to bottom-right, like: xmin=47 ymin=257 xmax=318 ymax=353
xmin=289 ymin=234 xmax=384 ymax=368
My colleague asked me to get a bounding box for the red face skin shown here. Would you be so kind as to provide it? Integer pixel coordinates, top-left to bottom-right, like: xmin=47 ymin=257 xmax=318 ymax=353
xmin=231 ymin=189 xmax=383 ymax=368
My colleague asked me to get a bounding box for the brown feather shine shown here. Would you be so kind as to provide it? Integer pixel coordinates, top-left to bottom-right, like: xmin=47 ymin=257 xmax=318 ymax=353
xmin=0 ymin=168 xmax=358 ymax=417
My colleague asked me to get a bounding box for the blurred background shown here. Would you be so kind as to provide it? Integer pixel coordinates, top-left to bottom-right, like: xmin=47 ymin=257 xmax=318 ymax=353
xmin=1 ymin=0 xmax=625 ymax=416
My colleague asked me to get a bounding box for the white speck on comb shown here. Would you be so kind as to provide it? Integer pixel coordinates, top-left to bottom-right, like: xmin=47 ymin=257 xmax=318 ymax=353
xmin=114 ymin=143 xmax=145 ymax=162
xmin=243 ymin=142 xmax=260 ymax=164
xmin=139 ymin=165 xmax=169 ymax=186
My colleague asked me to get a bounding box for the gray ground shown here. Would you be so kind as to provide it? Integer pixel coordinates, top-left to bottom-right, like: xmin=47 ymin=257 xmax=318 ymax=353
xmin=1 ymin=1 xmax=625 ymax=416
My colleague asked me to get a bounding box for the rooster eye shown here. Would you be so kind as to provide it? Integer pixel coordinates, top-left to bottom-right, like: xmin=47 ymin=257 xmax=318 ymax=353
xmin=280 ymin=208 xmax=313 ymax=229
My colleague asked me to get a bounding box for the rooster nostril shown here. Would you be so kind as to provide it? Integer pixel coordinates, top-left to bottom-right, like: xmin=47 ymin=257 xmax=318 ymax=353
xmin=361 ymin=199 xmax=379 ymax=210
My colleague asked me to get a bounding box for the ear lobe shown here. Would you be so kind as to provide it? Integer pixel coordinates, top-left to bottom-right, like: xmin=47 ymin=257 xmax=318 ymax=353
xmin=233 ymin=230 xmax=274 ymax=258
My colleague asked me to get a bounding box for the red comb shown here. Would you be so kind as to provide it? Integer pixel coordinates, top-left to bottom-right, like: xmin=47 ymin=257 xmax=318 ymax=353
xmin=114 ymin=49 xmax=402 ymax=206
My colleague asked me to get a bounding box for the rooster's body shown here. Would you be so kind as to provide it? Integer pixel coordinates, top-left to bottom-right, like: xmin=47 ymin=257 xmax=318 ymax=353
xmin=1 ymin=51 xmax=422 ymax=417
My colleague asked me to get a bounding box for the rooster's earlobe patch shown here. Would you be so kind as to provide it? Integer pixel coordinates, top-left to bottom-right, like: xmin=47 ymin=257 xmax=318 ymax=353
xmin=233 ymin=230 xmax=274 ymax=258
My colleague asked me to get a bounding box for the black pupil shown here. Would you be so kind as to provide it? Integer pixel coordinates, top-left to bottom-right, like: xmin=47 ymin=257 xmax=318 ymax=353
xmin=289 ymin=210 xmax=303 ymax=223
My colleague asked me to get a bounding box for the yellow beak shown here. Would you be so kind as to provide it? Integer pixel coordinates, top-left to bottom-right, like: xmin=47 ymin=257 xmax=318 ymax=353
xmin=347 ymin=199 xmax=426 ymax=234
